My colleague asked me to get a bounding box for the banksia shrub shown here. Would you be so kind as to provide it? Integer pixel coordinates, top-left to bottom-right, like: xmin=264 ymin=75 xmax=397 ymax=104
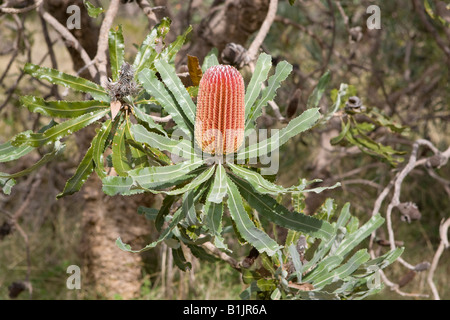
xmin=195 ymin=65 xmax=245 ymax=155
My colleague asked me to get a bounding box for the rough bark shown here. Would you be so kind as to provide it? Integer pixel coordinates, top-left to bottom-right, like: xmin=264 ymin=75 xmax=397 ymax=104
xmin=45 ymin=1 xmax=153 ymax=299
xmin=45 ymin=0 xmax=99 ymax=81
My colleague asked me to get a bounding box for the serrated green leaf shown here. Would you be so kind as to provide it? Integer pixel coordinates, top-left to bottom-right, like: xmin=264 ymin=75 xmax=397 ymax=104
xmin=230 ymin=175 xmax=335 ymax=241
xmin=130 ymin=124 xmax=195 ymax=159
xmin=207 ymin=164 xmax=228 ymax=203
xmin=92 ymin=120 xmax=112 ymax=179
xmin=312 ymin=249 xmax=370 ymax=290
xmin=226 ymin=175 xmax=282 ymax=256
xmin=243 ymin=108 xmax=320 ymax=159
xmin=57 ymin=141 xmax=95 ymax=198
xmin=257 ymin=278 xmax=277 ymax=291
xmin=137 ymin=206 xmax=159 ymax=220
xmin=335 ymin=213 xmax=384 ymax=257
xmin=246 ymin=60 xmax=293 ymax=129
xmin=20 ymin=95 xmax=109 ymax=118
xmin=138 ymin=68 xmax=193 ymax=136
xmin=23 ymin=63 xmax=110 ymax=102
xmin=83 ymin=0 xmax=104 ymax=18
xmin=330 ymin=118 xmax=350 ymax=145
xmin=133 ymin=17 xmax=171 ymax=73
xmin=124 ymin=119 xmax=149 ymax=171
xmin=163 ymin=165 xmax=214 ymax=195
xmin=132 ymin=106 xmax=167 ymax=137
xmin=112 ymin=120 xmax=132 ymax=176
xmin=245 ymin=53 xmax=272 ymax=119
xmin=203 ymin=200 xmax=229 ymax=251
xmin=160 ymin=25 xmax=192 ymax=64
xmin=306 ymin=70 xmax=331 ymax=109
xmin=201 ymin=48 xmax=219 ymax=72
xmin=154 ymin=59 xmax=196 ymax=125
xmin=129 ymin=159 xmax=204 ymax=190
xmin=0 ymin=135 xmax=34 ymax=163
xmin=12 ymin=109 xmax=109 ymax=147
xmin=173 ymin=246 xmax=192 ymax=271
xmin=288 ymin=244 xmax=304 ymax=283
xmin=0 ymin=177 xmax=16 ymax=195
xmin=0 ymin=142 xmax=65 ymax=180
xmin=108 ymin=25 xmax=125 ymax=81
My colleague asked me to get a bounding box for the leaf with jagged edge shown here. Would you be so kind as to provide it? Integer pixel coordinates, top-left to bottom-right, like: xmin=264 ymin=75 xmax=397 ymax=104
xmin=154 ymin=59 xmax=196 ymax=125
xmin=0 ymin=177 xmax=16 ymax=195
xmin=201 ymin=48 xmax=219 ymax=72
xmin=0 ymin=142 xmax=65 ymax=180
xmin=160 ymin=25 xmax=192 ymax=64
xmin=163 ymin=165 xmax=214 ymax=196
xmin=244 ymin=53 xmax=272 ymax=120
xmin=228 ymin=163 xmax=340 ymax=196
xmin=334 ymin=213 xmax=384 ymax=257
xmin=20 ymin=96 xmax=109 ymax=118
xmin=245 ymin=60 xmax=293 ymax=130
xmin=130 ymin=124 xmax=195 ymax=160
xmin=12 ymin=109 xmax=110 ymax=148
xmin=112 ymin=120 xmax=132 ymax=176
xmin=133 ymin=17 xmax=171 ymax=74
xmin=92 ymin=120 xmax=112 ymax=179
xmin=138 ymin=68 xmax=193 ymax=136
xmin=0 ymin=132 xmax=34 ymax=163
xmin=108 ymin=25 xmax=125 ymax=81
xmin=309 ymin=249 xmax=371 ymax=290
xmin=226 ymin=175 xmax=282 ymax=257
xmin=129 ymin=158 xmax=204 ymax=190
xmin=242 ymin=108 xmax=320 ymax=159
xmin=23 ymin=63 xmax=110 ymax=102
xmin=132 ymin=106 xmax=167 ymax=137
xmin=203 ymin=200 xmax=229 ymax=252
xmin=187 ymin=244 xmax=219 ymax=263
xmin=207 ymin=164 xmax=228 ymax=204
xmin=306 ymin=70 xmax=331 ymax=109
xmin=124 ymin=118 xmax=149 ymax=171
xmin=116 ymin=206 xmax=184 ymax=253
xmin=230 ymin=174 xmax=335 ymax=241
xmin=57 ymin=139 xmax=95 ymax=199
xmin=0 ymin=121 xmax=57 ymax=193
xmin=83 ymin=0 xmax=104 ymax=18
xmin=173 ymin=246 xmax=192 ymax=271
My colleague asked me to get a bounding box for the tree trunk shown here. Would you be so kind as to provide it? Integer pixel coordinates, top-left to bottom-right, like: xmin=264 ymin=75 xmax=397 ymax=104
xmin=179 ymin=0 xmax=270 ymax=64
xmin=45 ymin=1 xmax=153 ymax=299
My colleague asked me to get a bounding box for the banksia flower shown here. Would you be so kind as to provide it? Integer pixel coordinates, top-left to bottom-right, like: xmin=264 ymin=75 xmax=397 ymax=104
xmin=195 ymin=65 xmax=245 ymax=155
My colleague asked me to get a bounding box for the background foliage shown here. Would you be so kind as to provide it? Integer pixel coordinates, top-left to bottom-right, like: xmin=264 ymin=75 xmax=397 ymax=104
xmin=0 ymin=0 xmax=449 ymax=300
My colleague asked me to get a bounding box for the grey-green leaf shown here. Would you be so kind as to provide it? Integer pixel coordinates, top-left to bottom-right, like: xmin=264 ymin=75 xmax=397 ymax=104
xmin=226 ymin=175 xmax=282 ymax=256
xmin=154 ymin=59 xmax=196 ymax=125
xmin=244 ymin=53 xmax=272 ymax=119
xmin=12 ymin=109 xmax=109 ymax=148
xmin=108 ymin=25 xmax=125 ymax=81
xmin=230 ymin=175 xmax=335 ymax=241
xmin=20 ymin=95 xmax=109 ymax=118
xmin=24 ymin=63 xmax=110 ymax=102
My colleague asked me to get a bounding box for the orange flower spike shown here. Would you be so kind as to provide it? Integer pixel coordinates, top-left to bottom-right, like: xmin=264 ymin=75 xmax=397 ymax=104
xmin=195 ymin=65 xmax=245 ymax=155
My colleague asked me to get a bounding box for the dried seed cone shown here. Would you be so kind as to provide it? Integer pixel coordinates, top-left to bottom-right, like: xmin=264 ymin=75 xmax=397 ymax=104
xmin=195 ymin=65 xmax=245 ymax=155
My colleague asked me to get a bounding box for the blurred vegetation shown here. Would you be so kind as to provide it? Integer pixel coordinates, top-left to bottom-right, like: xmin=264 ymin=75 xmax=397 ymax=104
xmin=0 ymin=0 xmax=449 ymax=300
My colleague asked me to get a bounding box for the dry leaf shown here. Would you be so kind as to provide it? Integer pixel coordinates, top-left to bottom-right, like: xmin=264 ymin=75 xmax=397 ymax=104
xmin=110 ymin=101 xmax=122 ymax=120
xmin=288 ymin=281 xmax=314 ymax=291
xmin=187 ymin=55 xmax=203 ymax=86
